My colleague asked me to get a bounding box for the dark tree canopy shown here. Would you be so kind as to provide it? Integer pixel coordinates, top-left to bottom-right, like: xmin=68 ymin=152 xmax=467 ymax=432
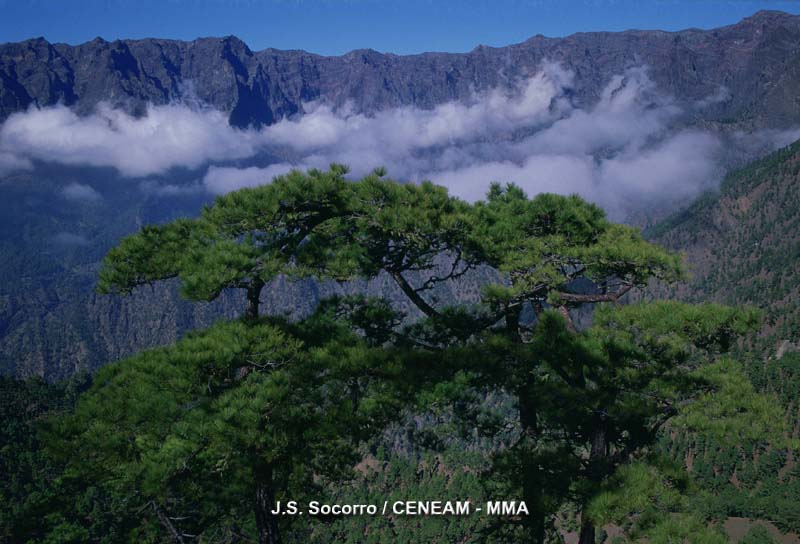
xmin=50 ymin=300 xmax=411 ymax=543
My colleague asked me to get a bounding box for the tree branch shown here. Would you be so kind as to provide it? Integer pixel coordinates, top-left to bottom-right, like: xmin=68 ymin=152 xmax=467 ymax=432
xmin=557 ymin=282 xmax=633 ymax=304
xmin=415 ymin=252 xmax=472 ymax=293
xmin=389 ymin=270 xmax=441 ymax=319
xmin=557 ymin=306 xmax=577 ymax=333
xmin=152 ymin=502 xmax=186 ymax=544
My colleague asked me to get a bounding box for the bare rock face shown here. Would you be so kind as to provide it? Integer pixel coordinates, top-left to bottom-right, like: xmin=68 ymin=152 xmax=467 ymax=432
xmin=777 ymin=340 xmax=799 ymax=359
xmin=2 ymin=10 xmax=800 ymax=127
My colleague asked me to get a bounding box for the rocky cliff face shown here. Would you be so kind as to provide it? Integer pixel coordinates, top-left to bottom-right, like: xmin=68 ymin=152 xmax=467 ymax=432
xmin=2 ymin=10 xmax=800 ymax=128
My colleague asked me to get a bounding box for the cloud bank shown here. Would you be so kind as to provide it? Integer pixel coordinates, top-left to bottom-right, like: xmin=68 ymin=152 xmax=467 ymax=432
xmin=0 ymin=103 xmax=256 ymax=177
xmin=0 ymin=63 xmax=797 ymax=218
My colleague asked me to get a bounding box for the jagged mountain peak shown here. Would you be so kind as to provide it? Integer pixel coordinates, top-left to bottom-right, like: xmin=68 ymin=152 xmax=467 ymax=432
xmin=1 ymin=11 xmax=800 ymax=128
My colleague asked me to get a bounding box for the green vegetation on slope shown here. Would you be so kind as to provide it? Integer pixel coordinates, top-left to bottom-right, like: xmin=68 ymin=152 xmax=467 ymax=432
xmin=647 ymin=139 xmax=800 ymax=538
xmin=648 ymin=139 xmax=800 ymax=350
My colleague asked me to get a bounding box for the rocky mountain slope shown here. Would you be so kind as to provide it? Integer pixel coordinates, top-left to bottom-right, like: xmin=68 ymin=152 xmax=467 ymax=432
xmin=647 ymin=139 xmax=800 ymax=352
xmin=2 ymin=10 xmax=800 ymax=129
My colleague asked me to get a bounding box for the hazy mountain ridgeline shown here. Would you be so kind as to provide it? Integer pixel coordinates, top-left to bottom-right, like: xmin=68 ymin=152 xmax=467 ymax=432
xmin=2 ymin=10 xmax=800 ymax=129
xmin=2 ymin=10 xmax=800 ymax=379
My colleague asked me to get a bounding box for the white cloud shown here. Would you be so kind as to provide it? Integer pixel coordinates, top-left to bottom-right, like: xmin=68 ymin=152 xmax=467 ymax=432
xmin=434 ymin=154 xmax=595 ymax=204
xmin=0 ymin=103 xmax=257 ymax=177
xmin=206 ymin=64 xmax=724 ymax=216
xmin=0 ymin=63 xmax=796 ymax=219
xmin=0 ymin=150 xmax=32 ymax=175
xmin=0 ymin=61 xmax=574 ymax=185
xmin=137 ymin=179 xmax=205 ymax=196
xmin=202 ymin=164 xmax=296 ymax=194
xmin=733 ymin=127 xmax=800 ymax=154
xmin=61 ymin=182 xmax=102 ymax=202
xmin=695 ymin=86 xmax=731 ymax=109
xmin=518 ymin=67 xmax=679 ymax=157
xmin=598 ymin=131 xmax=721 ymax=216
xmin=253 ymin=60 xmax=573 ymax=181
xmin=431 ymin=133 xmax=721 ymax=220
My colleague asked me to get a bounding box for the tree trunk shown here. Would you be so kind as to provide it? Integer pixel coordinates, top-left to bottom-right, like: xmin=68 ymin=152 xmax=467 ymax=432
xmin=578 ymin=421 xmax=608 ymax=544
xmin=511 ymin=306 xmax=546 ymax=544
xmin=152 ymin=502 xmax=185 ymax=543
xmin=254 ymin=461 xmax=281 ymax=544
xmin=519 ymin=381 xmax=546 ymax=544
xmin=578 ymin=520 xmax=595 ymax=544
xmin=246 ymin=278 xmax=265 ymax=320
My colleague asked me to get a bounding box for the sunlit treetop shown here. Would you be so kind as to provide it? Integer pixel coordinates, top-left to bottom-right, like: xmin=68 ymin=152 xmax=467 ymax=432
xmin=98 ymin=166 xmax=683 ymax=330
xmin=98 ymin=165 xmax=477 ymax=320
xmin=472 ymin=183 xmax=683 ymax=315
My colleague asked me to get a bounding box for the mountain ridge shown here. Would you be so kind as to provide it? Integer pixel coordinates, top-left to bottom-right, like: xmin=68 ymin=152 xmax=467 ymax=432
xmin=3 ymin=10 xmax=800 ymax=128
xmin=9 ymin=10 xmax=795 ymax=56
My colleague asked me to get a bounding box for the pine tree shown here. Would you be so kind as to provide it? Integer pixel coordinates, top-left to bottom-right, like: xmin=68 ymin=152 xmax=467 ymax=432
xmin=84 ymin=167 xmax=783 ymax=543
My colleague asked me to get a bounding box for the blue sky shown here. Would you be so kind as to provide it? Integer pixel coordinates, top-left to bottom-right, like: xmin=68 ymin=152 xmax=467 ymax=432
xmin=2 ymin=0 xmax=800 ymax=55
